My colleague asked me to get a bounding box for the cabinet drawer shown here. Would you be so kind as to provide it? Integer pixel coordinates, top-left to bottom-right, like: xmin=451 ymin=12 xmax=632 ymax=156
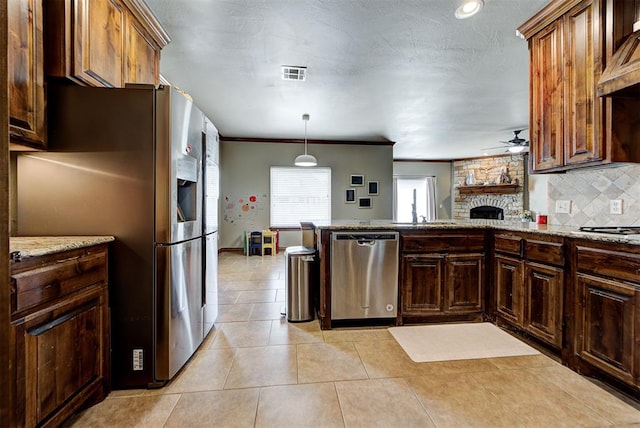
xmin=576 ymin=246 xmax=640 ymax=284
xmin=525 ymin=239 xmax=564 ymax=266
xmin=402 ymin=233 xmax=485 ymax=252
xmin=12 ymin=252 xmax=107 ymax=313
xmin=494 ymin=234 xmax=522 ymax=256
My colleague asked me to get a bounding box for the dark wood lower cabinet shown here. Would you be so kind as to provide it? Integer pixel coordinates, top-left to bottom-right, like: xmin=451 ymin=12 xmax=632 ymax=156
xmin=495 ymin=255 xmax=524 ymax=326
xmin=524 ymin=262 xmax=563 ymax=348
xmin=10 ymin=244 xmax=110 ymax=427
xmin=401 ymin=254 xmax=444 ymax=315
xmin=576 ymin=273 xmax=638 ymax=385
xmin=493 ymin=232 xmax=564 ymax=350
xmin=399 ymin=230 xmax=486 ymax=323
xmin=446 ymin=253 xmax=484 ymax=312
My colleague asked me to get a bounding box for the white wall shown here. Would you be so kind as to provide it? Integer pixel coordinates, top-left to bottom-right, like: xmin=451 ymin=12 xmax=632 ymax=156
xmin=393 ymin=161 xmax=453 ymax=219
xmin=527 ymin=173 xmax=549 ymax=218
xmin=220 ymin=141 xmax=393 ymax=249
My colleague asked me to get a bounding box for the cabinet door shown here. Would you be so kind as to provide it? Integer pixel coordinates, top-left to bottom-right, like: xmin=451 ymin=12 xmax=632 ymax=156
xmin=577 ymin=273 xmax=637 ymax=384
xmin=524 ymin=262 xmax=564 ymax=348
xmin=14 ymin=286 xmax=109 ymax=427
xmin=495 ymin=254 xmax=524 ymax=326
xmin=8 ymin=0 xmax=46 ymax=148
xmin=401 ymin=255 xmax=444 ymax=315
xmin=124 ymin=14 xmax=159 ymax=85
xmin=73 ymin=0 xmax=125 ymax=87
xmin=530 ymin=19 xmax=564 ymax=171
xmin=445 ymin=253 xmax=484 ymax=313
xmin=563 ymin=0 xmax=605 ymax=166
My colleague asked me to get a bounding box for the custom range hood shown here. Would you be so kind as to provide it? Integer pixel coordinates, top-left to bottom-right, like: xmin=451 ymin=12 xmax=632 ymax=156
xmin=597 ymin=21 xmax=640 ymax=97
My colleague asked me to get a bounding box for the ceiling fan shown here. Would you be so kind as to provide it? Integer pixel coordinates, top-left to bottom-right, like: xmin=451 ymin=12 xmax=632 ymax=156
xmin=483 ymin=129 xmax=530 ymax=153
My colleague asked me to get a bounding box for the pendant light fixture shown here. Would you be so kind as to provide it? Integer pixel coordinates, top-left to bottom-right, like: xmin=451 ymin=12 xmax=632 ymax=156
xmin=294 ymin=113 xmax=317 ymax=167
xmin=455 ymin=0 xmax=484 ymax=19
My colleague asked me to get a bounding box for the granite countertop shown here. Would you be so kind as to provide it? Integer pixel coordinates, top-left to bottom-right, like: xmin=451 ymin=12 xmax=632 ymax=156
xmin=315 ymin=220 xmax=640 ymax=246
xmin=10 ymin=236 xmax=115 ymax=259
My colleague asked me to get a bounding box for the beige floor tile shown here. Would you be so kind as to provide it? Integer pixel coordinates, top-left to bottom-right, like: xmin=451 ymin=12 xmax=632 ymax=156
xmin=355 ymin=339 xmax=433 ymax=378
xmin=323 ymin=328 xmax=386 ymax=343
xmin=225 ymin=345 xmax=297 ymax=389
xmin=335 ymin=378 xmax=435 ymax=427
xmin=471 ymin=369 xmax=613 ymax=426
xmin=529 ymin=365 xmax=640 ymax=425
xmin=236 ymin=289 xmax=277 ymax=303
xmin=487 ymin=353 xmax=557 ymax=370
xmin=407 ymin=373 xmax=523 ymax=427
xmin=424 ymin=358 xmax=500 ymax=374
xmin=269 ymin=318 xmax=324 ymax=345
xmin=210 ymin=320 xmax=272 ymax=348
xmin=151 ymin=348 xmax=236 ymax=394
xmin=256 ymin=383 xmax=344 ymax=428
xmin=106 ymin=389 xmax=147 ymax=398
xmin=250 ymin=302 xmax=286 ymax=320
xmin=298 ymin=342 xmax=369 ymax=383
xmin=250 ymin=270 xmax=282 ymax=281
xmin=164 ymin=389 xmax=259 ymax=428
xmin=218 ymin=289 xmax=241 ymax=304
xmin=275 ymin=288 xmax=286 ymax=302
xmin=219 ymin=280 xmax=262 ymax=291
xmin=201 ymin=325 xmax=219 ymax=347
xmin=67 ymin=394 xmax=180 ymax=427
xmin=216 ymin=303 xmax=253 ymax=322
xmin=222 ymin=280 xmax=279 ymax=291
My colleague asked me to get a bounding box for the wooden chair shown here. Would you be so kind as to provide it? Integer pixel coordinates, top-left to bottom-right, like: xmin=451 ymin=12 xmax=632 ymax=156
xmin=261 ymin=230 xmax=276 ymax=256
xmin=246 ymin=231 xmax=262 ymax=256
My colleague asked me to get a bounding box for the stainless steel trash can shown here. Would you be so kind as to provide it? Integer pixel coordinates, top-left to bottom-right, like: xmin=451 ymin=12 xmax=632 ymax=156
xmin=284 ymin=246 xmax=316 ymax=322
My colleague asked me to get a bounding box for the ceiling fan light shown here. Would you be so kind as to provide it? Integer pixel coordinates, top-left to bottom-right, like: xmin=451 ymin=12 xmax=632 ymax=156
xmin=295 ymin=154 xmax=318 ymax=166
xmin=455 ymin=0 xmax=484 ymax=19
xmin=508 ymin=145 xmax=525 ymax=153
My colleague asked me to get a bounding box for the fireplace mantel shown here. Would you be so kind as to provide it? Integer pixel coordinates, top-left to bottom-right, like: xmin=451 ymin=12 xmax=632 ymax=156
xmin=458 ymin=184 xmax=520 ymax=195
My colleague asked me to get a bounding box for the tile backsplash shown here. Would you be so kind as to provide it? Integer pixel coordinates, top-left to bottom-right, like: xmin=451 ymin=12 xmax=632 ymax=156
xmin=547 ymin=163 xmax=640 ymax=227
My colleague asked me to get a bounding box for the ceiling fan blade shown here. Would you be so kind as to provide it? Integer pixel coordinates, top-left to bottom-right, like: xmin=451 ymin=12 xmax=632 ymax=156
xmin=482 ymin=145 xmax=510 ymax=150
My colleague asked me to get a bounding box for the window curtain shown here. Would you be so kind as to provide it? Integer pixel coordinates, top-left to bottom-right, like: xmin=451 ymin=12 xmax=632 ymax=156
xmin=425 ymin=176 xmax=437 ymax=221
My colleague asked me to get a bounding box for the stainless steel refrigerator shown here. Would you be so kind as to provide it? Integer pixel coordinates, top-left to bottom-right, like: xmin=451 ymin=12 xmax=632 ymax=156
xmin=17 ymin=83 xmax=218 ymax=388
xmin=202 ymin=117 xmax=220 ymax=337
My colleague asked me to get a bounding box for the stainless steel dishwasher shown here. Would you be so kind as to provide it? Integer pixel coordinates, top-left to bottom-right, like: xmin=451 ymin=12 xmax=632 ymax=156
xmin=331 ymin=231 xmax=399 ymax=320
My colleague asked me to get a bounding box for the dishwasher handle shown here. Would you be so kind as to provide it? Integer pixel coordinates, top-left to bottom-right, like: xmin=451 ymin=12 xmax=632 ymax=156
xmin=356 ymin=239 xmax=376 ymax=247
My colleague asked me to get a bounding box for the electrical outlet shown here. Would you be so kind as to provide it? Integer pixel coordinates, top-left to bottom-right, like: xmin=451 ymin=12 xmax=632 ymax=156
xmin=610 ymin=199 xmax=623 ymax=215
xmin=555 ymin=200 xmax=571 ymax=214
xmin=133 ymin=349 xmax=143 ymax=371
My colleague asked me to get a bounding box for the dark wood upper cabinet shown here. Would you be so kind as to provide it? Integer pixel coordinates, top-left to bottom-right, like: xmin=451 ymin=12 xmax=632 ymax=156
xmin=519 ymin=0 xmax=640 ymax=173
xmin=8 ymin=0 xmax=46 ymax=149
xmin=46 ymin=0 xmax=169 ymax=88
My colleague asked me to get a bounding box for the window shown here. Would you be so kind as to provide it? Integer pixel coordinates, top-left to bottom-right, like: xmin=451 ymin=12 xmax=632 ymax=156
xmin=393 ymin=176 xmax=437 ymax=222
xmin=270 ymin=167 xmax=331 ymax=227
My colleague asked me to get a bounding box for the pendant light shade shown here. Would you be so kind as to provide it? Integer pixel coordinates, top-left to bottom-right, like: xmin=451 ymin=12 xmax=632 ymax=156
xmin=295 ymin=113 xmax=317 ymax=167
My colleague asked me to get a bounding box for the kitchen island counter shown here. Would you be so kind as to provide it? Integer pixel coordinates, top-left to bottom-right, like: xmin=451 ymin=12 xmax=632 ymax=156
xmin=314 ymin=220 xmax=640 ymax=246
xmin=10 ymin=236 xmax=115 ymax=259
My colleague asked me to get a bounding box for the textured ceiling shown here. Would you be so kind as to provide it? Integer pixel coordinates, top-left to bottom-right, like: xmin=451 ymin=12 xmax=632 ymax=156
xmin=144 ymin=0 xmax=549 ymax=160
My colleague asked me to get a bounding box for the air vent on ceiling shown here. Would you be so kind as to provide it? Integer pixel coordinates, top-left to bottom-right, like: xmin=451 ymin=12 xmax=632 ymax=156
xmin=282 ymin=65 xmax=307 ymax=81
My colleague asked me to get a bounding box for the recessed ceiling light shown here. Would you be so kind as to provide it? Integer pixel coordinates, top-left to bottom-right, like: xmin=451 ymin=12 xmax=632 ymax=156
xmin=455 ymin=0 xmax=484 ymax=19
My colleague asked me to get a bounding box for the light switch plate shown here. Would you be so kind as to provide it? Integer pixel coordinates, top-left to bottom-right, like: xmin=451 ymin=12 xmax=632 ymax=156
xmin=610 ymin=199 xmax=623 ymax=214
xmin=555 ymin=200 xmax=571 ymax=214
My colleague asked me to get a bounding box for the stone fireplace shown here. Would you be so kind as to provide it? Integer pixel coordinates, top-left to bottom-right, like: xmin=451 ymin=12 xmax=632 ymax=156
xmin=453 ymin=155 xmax=526 ymax=221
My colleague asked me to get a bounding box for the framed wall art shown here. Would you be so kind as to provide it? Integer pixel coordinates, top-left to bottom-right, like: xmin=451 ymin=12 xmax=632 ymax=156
xmin=368 ymin=181 xmax=379 ymax=195
xmin=358 ymin=197 xmax=372 ymax=208
xmin=350 ymin=174 xmax=364 ymax=186
xmin=345 ymin=188 xmax=356 ymax=203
